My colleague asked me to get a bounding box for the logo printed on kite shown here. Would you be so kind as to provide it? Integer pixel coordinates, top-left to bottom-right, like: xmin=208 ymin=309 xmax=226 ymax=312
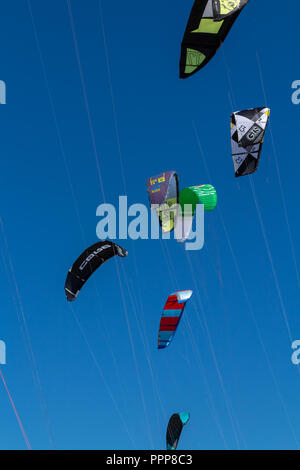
xmin=79 ymin=244 xmax=112 ymax=271
xmin=150 ymin=174 xmax=166 ymax=187
xmin=246 ymin=125 xmax=263 ymax=142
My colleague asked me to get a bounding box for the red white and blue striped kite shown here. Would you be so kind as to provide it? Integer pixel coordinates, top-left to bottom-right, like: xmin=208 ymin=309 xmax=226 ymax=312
xmin=158 ymin=290 xmax=193 ymax=349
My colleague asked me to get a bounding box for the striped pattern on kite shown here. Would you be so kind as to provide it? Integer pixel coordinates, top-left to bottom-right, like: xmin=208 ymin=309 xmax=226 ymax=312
xmin=158 ymin=291 xmax=193 ymax=349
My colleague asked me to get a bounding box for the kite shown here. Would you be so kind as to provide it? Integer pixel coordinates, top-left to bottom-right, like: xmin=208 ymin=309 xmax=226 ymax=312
xmin=180 ymin=0 xmax=249 ymax=78
xmin=231 ymin=107 xmax=270 ymax=177
xmin=166 ymin=413 xmax=190 ymax=450
xmin=158 ymin=290 xmax=193 ymax=349
xmin=176 ymin=185 xmax=217 ymax=242
xmin=180 ymin=185 xmax=217 ymax=212
xmin=64 ymin=241 xmax=128 ymax=301
xmin=146 ymin=171 xmax=179 ymax=233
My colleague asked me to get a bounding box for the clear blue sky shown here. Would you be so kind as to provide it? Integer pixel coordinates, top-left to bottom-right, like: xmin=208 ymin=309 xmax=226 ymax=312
xmin=0 ymin=0 xmax=299 ymax=450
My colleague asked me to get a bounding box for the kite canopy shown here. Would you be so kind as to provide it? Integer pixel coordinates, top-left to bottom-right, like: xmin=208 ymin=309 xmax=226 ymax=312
xmin=176 ymin=185 xmax=217 ymax=242
xmin=65 ymin=241 xmax=128 ymax=301
xmin=180 ymin=0 xmax=249 ymax=78
xmin=231 ymin=107 xmax=270 ymax=177
xmin=166 ymin=412 xmax=190 ymax=450
xmin=180 ymin=185 xmax=217 ymax=214
xmin=158 ymin=291 xmax=193 ymax=349
xmin=146 ymin=171 xmax=179 ymax=233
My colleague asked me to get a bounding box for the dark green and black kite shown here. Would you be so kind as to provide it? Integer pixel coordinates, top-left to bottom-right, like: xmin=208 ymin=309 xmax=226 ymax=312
xmin=180 ymin=0 xmax=249 ymax=78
